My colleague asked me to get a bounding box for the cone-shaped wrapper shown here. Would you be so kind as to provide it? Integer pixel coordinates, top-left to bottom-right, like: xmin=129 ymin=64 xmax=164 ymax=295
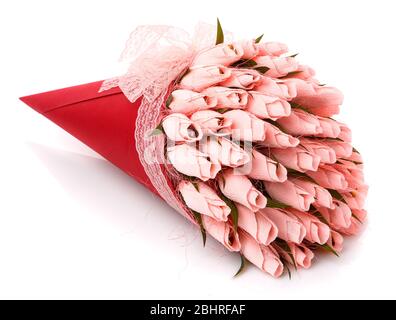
xmin=20 ymin=81 xmax=159 ymax=196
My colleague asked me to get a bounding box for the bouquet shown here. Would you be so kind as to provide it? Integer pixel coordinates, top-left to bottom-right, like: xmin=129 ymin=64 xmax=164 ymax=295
xmin=20 ymin=20 xmax=367 ymax=278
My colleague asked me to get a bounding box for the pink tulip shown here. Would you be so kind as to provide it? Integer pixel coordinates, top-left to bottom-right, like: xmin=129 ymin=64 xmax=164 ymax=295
xmin=277 ymin=109 xmax=323 ymax=136
xmin=254 ymin=55 xmax=299 ymax=78
xmin=199 ymin=136 xmax=250 ymax=168
xmin=265 ymin=180 xmax=314 ymax=211
xmin=237 ymin=204 xmax=278 ymax=246
xmin=180 ymin=65 xmax=232 ymax=91
xmin=221 ymin=68 xmax=262 ymax=90
xmin=246 ymin=91 xmax=291 ymax=120
xmin=219 ymin=170 xmax=267 ymax=212
xmin=289 ymin=65 xmax=317 ymax=81
xmin=289 ymin=178 xmax=334 ymax=209
xmin=167 ymin=144 xmax=221 ymax=181
xmin=167 ymin=89 xmax=218 ymax=115
xmin=271 ymin=146 xmax=321 ymax=172
xmin=306 ymin=164 xmax=348 ymax=190
xmin=239 ymin=231 xmax=284 ymax=278
xmin=202 ymin=215 xmax=241 ymax=251
xmin=287 ymin=209 xmax=331 ymax=244
xmin=260 ymin=122 xmax=300 ymax=148
xmin=178 ymin=181 xmax=230 ymax=221
xmin=190 ymin=110 xmax=232 ymax=135
xmin=203 ymin=86 xmax=249 ymax=109
xmin=261 ymin=208 xmax=307 ymax=244
xmin=223 ymin=110 xmax=266 ymax=142
xmin=299 ymin=138 xmax=337 ymax=164
xmin=192 ymin=43 xmax=244 ymax=67
xmin=162 ymin=113 xmax=203 ymax=142
xmin=243 ymin=149 xmax=288 ymax=182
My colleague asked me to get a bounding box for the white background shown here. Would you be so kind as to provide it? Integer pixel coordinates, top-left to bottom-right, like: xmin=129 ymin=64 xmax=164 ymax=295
xmin=1 ymin=0 xmax=395 ymax=300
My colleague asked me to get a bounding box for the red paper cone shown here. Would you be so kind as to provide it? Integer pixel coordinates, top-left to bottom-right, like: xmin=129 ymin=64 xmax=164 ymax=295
xmin=20 ymin=81 xmax=159 ymax=196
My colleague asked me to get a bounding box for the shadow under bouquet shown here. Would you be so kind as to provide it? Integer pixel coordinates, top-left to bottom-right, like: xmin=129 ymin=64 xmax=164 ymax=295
xmin=20 ymin=20 xmax=367 ymax=278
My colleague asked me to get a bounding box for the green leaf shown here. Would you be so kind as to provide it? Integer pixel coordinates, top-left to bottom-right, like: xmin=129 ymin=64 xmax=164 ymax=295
xmin=234 ymin=254 xmax=247 ymax=277
xmin=148 ymin=123 xmax=164 ymax=137
xmin=266 ymin=198 xmax=290 ymax=209
xmin=255 ymin=34 xmax=264 ymax=43
xmin=287 ymin=169 xmax=317 ymax=184
xmin=289 ymin=53 xmax=299 ymax=58
xmin=191 ymin=210 xmax=207 ymax=247
xmin=216 ymin=108 xmax=228 ymax=114
xmin=279 ymin=71 xmax=303 ymax=79
xmin=311 ymin=209 xmax=330 ymax=225
xmin=220 ymin=194 xmax=239 ymax=230
xmin=275 ymin=239 xmax=297 ymax=269
xmin=165 ymin=94 xmax=173 ymax=108
xmin=283 ymin=262 xmax=292 ymax=280
xmin=232 ymin=59 xmax=257 ymax=68
xmin=216 ymin=18 xmax=224 ymax=45
xmin=328 ymin=189 xmax=346 ymax=204
xmin=353 ymin=147 xmax=360 ymax=154
xmin=254 ymin=66 xmax=270 ymax=75
xmin=352 ymin=213 xmax=363 ymax=224
xmin=290 ymin=102 xmax=312 ymax=114
xmin=320 ymin=243 xmax=339 ymax=257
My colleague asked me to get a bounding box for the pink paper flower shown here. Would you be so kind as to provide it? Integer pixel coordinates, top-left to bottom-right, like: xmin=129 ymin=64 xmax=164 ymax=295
xmin=315 ymin=200 xmax=352 ymax=230
xmin=167 ymin=144 xmax=221 ymax=181
xmin=289 ymin=177 xmax=334 ymax=209
xmin=320 ymin=140 xmax=353 ymax=159
xmin=333 ymin=160 xmax=365 ymax=189
xmin=180 ymin=65 xmax=232 ymax=91
xmin=256 ymin=42 xmax=288 ymax=56
xmin=219 ymin=170 xmax=267 ymax=212
xmin=306 ymin=164 xmax=348 ymax=190
xmin=203 ymin=86 xmax=249 ymax=109
xmin=221 ymin=69 xmax=262 ymax=90
xmin=260 ymin=122 xmax=300 ymax=148
xmin=178 ymin=181 xmax=230 ymax=221
xmin=199 ymin=136 xmax=250 ymax=168
xmin=223 ymin=110 xmax=266 ymax=142
xmin=299 ymin=138 xmax=337 ymax=164
xmin=239 ymin=231 xmax=284 ymax=278
xmin=237 ymin=204 xmax=278 ymax=246
xmin=327 ymin=230 xmax=344 ymax=253
xmin=271 ymin=146 xmax=321 ymax=172
xmin=337 ymin=122 xmax=352 ymax=142
xmin=190 ymin=110 xmax=232 ymax=135
xmin=278 ymin=243 xmax=314 ymax=269
xmin=202 ymin=215 xmax=241 ymax=251
xmin=340 ymin=185 xmax=368 ymax=210
xmin=287 ymin=209 xmax=331 ymax=244
xmin=261 ymin=208 xmax=307 ymax=244
xmin=316 ymin=117 xmax=341 ymax=139
xmin=285 ymin=79 xmax=344 ymax=117
xmin=254 ymin=55 xmax=299 ymax=78
xmin=167 ymin=89 xmax=218 ymax=115
xmin=236 ymin=39 xmax=260 ymax=59
xmin=246 ymin=92 xmax=291 ymax=120
xmin=277 ymin=109 xmax=323 ymax=136
xmin=192 ymin=43 xmax=244 ymax=67
xmin=243 ymin=149 xmax=288 ymax=182
xmin=162 ymin=113 xmax=203 ymax=142
xmin=255 ymin=77 xmax=296 ymax=100
xmin=338 ymin=209 xmax=367 ymax=236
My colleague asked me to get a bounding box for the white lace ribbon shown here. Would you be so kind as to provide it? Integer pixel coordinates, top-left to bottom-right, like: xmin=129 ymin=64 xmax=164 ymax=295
xmin=100 ymin=23 xmax=232 ymax=222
